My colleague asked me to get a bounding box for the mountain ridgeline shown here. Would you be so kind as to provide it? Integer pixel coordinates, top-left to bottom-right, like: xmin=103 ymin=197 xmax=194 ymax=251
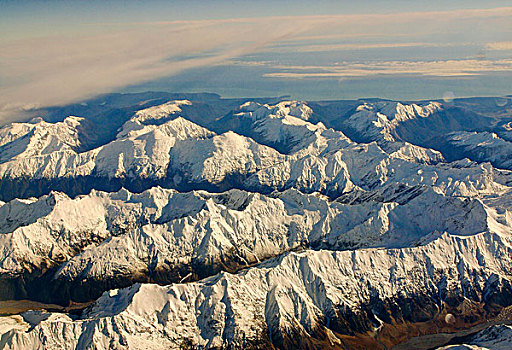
xmin=0 ymin=93 xmax=512 ymax=349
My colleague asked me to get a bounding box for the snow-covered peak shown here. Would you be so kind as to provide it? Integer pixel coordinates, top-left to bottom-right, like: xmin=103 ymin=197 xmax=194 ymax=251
xmin=28 ymin=117 xmax=44 ymax=124
xmin=355 ymin=101 xmax=442 ymax=122
xmin=94 ymin=117 xmax=216 ymax=178
xmin=117 ymin=100 xmax=192 ymax=138
xmin=238 ymin=100 xmax=313 ymax=121
xmin=115 ymin=115 xmax=214 ymax=143
xmin=239 ymin=101 xmax=261 ymax=112
xmin=0 ymin=191 xmax=68 ymax=234
xmin=61 ymin=115 xmax=84 ymax=128
xmin=0 ymin=116 xmax=84 ymax=163
xmin=441 ymin=131 xmax=512 ymax=170
xmin=233 ymin=101 xmax=343 ymax=154
xmin=348 ymin=101 xmax=442 ymax=136
xmin=381 ymin=101 xmax=441 ymax=121
xmin=133 ymin=100 xmax=191 ymax=122
xmin=151 ymin=116 xmax=215 ymax=140
xmin=275 ymin=100 xmax=313 ymax=120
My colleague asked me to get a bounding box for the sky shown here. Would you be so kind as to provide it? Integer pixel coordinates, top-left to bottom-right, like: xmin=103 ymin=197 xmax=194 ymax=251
xmin=1 ymin=0 xmax=512 ymax=122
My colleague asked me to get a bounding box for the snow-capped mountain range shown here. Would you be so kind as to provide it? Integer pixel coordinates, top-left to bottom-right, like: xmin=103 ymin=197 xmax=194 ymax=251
xmin=0 ymin=93 xmax=511 ymax=349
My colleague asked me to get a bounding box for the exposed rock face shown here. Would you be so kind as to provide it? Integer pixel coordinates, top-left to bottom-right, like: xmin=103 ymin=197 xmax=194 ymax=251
xmin=435 ymin=324 xmax=512 ymax=349
xmin=0 ymin=94 xmax=512 ymax=349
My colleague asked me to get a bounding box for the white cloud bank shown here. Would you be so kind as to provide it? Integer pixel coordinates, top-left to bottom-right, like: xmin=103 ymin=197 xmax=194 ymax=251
xmin=0 ymin=19 xmax=307 ymax=122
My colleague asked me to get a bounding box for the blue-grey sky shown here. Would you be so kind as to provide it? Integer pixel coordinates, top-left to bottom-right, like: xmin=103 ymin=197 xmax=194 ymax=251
xmin=1 ymin=0 xmax=511 ymax=121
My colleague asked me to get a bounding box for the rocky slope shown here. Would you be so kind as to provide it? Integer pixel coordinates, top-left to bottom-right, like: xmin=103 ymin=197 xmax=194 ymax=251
xmin=437 ymin=324 xmax=512 ymax=349
xmin=1 ymin=230 xmax=512 ymax=349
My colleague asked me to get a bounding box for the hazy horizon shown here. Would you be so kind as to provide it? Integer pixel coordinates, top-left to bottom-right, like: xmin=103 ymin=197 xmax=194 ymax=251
xmin=1 ymin=0 xmax=511 ymax=121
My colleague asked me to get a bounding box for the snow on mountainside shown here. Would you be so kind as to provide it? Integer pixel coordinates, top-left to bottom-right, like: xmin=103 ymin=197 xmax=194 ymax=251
xmin=116 ymin=100 xmax=193 ymax=138
xmin=220 ymin=100 xmax=323 ymax=153
xmin=498 ymin=121 xmax=512 ymax=142
xmin=0 ymin=116 xmax=83 ymax=163
xmin=441 ymin=131 xmax=512 ymax=170
xmin=0 ymin=184 xmax=499 ymax=302
xmin=216 ymin=100 xmax=442 ymax=165
xmin=341 ymin=99 xmax=501 ymax=145
xmin=343 ymin=101 xmax=443 ymax=143
xmin=2 ymin=230 xmax=512 ymax=349
xmin=1 ymin=95 xmax=512 ymax=349
xmin=339 ymin=100 xmax=506 ymax=166
xmin=0 ymin=100 xmax=508 ymax=202
xmin=0 ymin=113 xmax=214 ymax=182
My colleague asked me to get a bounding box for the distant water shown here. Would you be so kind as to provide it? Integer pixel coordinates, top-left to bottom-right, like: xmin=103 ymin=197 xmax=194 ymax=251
xmin=122 ymin=64 xmax=512 ymax=101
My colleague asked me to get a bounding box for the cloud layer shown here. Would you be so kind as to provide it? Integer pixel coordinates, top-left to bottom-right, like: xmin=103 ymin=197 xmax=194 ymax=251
xmin=260 ymin=59 xmax=512 ymax=79
xmin=1 ymin=6 xmax=512 ymax=122
xmin=0 ymin=19 xmax=307 ymax=122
